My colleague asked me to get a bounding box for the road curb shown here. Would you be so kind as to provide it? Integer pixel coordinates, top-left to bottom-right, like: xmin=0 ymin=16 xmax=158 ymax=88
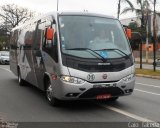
xmin=136 ymin=74 xmax=160 ymax=80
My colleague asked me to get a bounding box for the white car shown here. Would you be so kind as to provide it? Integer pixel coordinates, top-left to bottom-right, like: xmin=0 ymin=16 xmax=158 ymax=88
xmin=0 ymin=51 xmax=10 ymax=65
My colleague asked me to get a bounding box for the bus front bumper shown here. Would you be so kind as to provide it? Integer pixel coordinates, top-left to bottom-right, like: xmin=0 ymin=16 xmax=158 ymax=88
xmin=53 ymin=77 xmax=135 ymax=100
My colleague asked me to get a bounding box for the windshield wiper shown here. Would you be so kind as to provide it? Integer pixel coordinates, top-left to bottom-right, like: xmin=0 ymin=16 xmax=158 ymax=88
xmin=65 ymin=48 xmax=107 ymax=62
xmin=96 ymin=48 xmax=128 ymax=57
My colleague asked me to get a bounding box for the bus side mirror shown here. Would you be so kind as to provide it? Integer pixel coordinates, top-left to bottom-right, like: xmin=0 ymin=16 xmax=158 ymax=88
xmin=46 ymin=28 xmax=54 ymax=40
xmin=125 ymin=28 xmax=132 ymax=39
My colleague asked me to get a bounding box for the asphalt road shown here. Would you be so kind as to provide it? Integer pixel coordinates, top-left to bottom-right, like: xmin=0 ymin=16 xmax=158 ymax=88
xmin=0 ymin=65 xmax=160 ymax=125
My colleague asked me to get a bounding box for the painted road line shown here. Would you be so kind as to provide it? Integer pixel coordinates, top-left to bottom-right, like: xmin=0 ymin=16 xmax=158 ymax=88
xmin=135 ymin=89 xmax=160 ymax=96
xmin=100 ymin=105 xmax=153 ymax=122
xmin=0 ymin=67 xmax=11 ymax=73
xmin=136 ymin=82 xmax=160 ymax=89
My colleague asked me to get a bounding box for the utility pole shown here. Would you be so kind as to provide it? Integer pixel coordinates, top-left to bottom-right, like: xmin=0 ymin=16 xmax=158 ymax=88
xmin=153 ymin=0 xmax=157 ymax=71
xmin=57 ymin=0 xmax=59 ymax=11
xmin=140 ymin=38 xmax=143 ymax=69
xmin=140 ymin=18 xmax=143 ymax=69
xmin=145 ymin=5 xmax=149 ymax=63
xmin=117 ymin=0 xmax=121 ymax=19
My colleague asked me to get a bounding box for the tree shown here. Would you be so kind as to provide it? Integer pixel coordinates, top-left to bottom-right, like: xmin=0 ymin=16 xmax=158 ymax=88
xmin=128 ymin=21 xmax=139 ymax=31
xmin=0 ymin=29 xmax=10 ymax=50
xmin=0 ymin=4 xmax=34 ymax=32
xmin=117 ymin=0 xmax=134 ymax=19
xmin=153 ymin=0 xmax=157 ymax=42
xmin=122 ymin=0 xmax=150 ymax=29
xmin=147 ymin=0 xmax=160 ymax=70
xmin=0 ymin=4 xmax=34 ymax=50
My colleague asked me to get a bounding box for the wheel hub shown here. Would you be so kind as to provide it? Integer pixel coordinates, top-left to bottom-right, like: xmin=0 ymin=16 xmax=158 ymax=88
xmin=46 ymin=84 xmax=53 ymax=101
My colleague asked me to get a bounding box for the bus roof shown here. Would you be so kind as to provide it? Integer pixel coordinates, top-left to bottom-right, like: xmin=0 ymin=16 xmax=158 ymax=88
xmin=12 ymin=11 xmax=116 ymax=31
xmin=57 ymin=11 xmax=115 ymax=19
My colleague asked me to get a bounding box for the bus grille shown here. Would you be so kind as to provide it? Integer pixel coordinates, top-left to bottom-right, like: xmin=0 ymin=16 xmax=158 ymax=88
xmin=78 ymin=63 xmax=125 ymax=72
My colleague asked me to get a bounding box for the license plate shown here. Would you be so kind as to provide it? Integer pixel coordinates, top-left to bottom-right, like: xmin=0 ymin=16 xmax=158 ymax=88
xmin=96 ymin=94 xmax=112 ymax=100
xmin=93 ymin=84 xmax=110 ymax=88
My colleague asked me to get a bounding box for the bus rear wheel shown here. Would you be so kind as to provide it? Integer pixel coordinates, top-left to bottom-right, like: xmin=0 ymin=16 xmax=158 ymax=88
xmin=0 ymin=60 xmax=5 ymax=65
xmin=17 ymin=68 xmax=25 ymax=86
xmin=45 ymin=78 xmax=60 ymax=106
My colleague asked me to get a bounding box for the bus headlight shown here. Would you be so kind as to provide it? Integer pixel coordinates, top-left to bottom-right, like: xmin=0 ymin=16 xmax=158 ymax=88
xmin=122 ymin=74 xmax=135 ymax=82
xmin=61 ymin=76 xmax=85 ymax=84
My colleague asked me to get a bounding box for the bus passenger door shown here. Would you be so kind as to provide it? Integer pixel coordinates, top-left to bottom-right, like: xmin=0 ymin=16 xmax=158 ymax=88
xmin=32 ymin=20 xmax=46 ymax=89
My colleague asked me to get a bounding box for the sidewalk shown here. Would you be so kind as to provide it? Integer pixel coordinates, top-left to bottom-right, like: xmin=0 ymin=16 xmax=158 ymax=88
xmin=133 ymin=51 xmax=160 ymax=79
xmin=135 ymin=58 xmax=153 ymax=64
xmin=135 ymin=63 xmax=160 ymax=70
xmin=135 ymin=62 xmax=160 ymax=80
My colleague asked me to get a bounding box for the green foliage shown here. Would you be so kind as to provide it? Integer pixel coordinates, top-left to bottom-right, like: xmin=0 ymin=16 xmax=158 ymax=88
xmin=130 ymin=32 xmax=141 ymax=50
xmin=0 ymin=32 xmax=9 ymax=50
xmin=0 ymin=43 xmax=3 ymax=51
xmin=0 ymin=36 xmax=8 ymax=42
xmin=128 ymin=22 xmax=138 ymax=31
xmin=136 ymin=68 xmax=160 ymax=76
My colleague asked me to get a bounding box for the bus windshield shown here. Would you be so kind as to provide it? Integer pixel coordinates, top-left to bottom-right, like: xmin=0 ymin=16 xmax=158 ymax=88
xmin=59 ymin=15 xmax=131 ymax=59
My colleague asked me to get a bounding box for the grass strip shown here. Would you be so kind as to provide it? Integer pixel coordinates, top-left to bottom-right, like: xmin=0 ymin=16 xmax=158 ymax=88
xmin=136 ymin=68 xmax=160 ymax=76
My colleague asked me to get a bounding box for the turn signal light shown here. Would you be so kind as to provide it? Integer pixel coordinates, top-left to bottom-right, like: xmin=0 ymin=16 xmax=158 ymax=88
xmin=51 ymin=74 xmax=57 ymax=80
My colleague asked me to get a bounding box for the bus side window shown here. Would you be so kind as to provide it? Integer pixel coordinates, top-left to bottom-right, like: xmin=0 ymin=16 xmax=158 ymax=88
xmin=42 ymin=17 xmax=58 ymax=63
xmin=33 ymin=21 xmax=42 ymax=50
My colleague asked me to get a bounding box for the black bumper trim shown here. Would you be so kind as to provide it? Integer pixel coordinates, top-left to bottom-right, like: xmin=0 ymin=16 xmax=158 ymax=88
xmin=79 ymin=87 xmax=124 ymax=98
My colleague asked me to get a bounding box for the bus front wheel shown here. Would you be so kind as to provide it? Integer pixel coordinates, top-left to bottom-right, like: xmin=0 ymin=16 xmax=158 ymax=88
xmin=45 ymin=78 xmax=60 ymax=106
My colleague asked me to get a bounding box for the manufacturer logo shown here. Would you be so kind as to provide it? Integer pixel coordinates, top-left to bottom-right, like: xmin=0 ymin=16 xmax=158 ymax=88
xmin=87 ymin=74 xmax=95 ymax=81
xmin=102 ymin=74 xmax=108 ymax=79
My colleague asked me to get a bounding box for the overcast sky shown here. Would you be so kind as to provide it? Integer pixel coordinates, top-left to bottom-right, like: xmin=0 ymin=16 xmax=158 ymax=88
xmin=0 ymin=0 xmax=160 ymax=19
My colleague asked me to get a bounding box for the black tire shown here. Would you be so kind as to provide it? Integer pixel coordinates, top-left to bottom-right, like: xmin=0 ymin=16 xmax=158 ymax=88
xmin=45 ymin=78 xmax=60 ymax=106
xmin=17 ymin=68 xmax=25 ymax=86
xmin=0 ymin=60 xmax=5 ymax=65
xmin=108 ymin=97 xmax=119 ymax=101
